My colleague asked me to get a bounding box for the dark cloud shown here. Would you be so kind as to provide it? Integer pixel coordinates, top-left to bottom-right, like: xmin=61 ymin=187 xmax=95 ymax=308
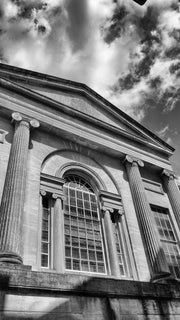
xmin=101 ymin=5 xmax=160 ymax=45
xmin=101 ymin=6 xmax=127 ymax=44
xmin=165 ymin=46 xmax=180 ymax=59
xmin=149 ymin=76 xmax=162 ymax=89
xmin=169 ymin=62 xmax=180 ymax=76
xmin=12 ymin=0 xmax=45 ymax=19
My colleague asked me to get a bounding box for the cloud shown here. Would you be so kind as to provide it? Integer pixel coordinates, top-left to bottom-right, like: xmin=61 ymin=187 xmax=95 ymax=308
xmin=157 ymin=125 xmax=170 ymax=139
xmin=0 ymin=0 xmax=179 ymax=122
xmin=104 ymin=1 xmax=180 ymax=118
xmin=156 ymin=124 xmax=178 ymax=146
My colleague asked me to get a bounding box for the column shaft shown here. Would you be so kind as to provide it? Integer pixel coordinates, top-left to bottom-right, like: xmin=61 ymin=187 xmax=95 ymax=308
xmin=125 ymin=158 xmax=170 ymax=280
xmin=53 ymin=196 xmax=64 ymax=273
xmin=103 ymin=209 xmax=121 ymax=278
xmin=0 ymin=113 xmax=39 ymax=264
xmin=0 ymin=119 xmax=30 ymax=263
xmin=162 ymin=171 xmax=180 ymax=231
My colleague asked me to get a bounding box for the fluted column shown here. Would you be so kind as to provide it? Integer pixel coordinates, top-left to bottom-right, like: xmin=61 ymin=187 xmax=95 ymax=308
xmin=0 ymin=112 xmax=39 ymax=264
xmin=124 ymin=155 xmax=170 ymax=281
xmin=162 ymin=170 xmax=180 ymax=231
xmin=102 ymin=207 xmax=121 ymax=278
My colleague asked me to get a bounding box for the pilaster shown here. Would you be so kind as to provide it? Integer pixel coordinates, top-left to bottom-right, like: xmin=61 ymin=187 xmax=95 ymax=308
xmin=40 ymin=174 xmax=65 ymax=271
xmin=100 ymin=191 xmax=123 ymax=278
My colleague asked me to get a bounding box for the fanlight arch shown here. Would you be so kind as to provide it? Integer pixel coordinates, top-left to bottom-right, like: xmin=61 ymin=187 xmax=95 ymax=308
xmin=41 ymin=149 xmax=119 ymax=194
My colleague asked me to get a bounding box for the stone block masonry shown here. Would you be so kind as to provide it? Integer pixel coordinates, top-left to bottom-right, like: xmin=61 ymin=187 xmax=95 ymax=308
xmin=0 ymin=264 xmax=180 ymax=320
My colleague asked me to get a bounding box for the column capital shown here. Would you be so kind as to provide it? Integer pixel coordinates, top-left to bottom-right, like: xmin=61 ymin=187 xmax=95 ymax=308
xmin=40 ymin=190 xmax=47 ymax=196
xmin=40 ymin=189 xmax=66 ymax=201
xmin=161 ymin=169 xmax=176 ymax=180
xmin=12 ymin=112 xmax=40 ymax=129
xmin=101 ymin=206 xmax=124 ymax=221
xmin=124 ymin=155 xmax=144 ymax=168
xmin=101 ymin=206 xmax=114 ymax=214
xmin=52 ymin=193 xmax=66 ymax=201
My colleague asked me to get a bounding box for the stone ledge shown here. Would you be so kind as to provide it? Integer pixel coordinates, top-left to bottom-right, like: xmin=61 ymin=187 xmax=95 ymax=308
xmin=0 ymin=265 xmax=180 ymax=299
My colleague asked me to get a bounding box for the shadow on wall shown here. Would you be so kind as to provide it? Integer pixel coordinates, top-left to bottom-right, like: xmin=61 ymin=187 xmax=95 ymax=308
xmin=0 ymin=271 xmax=173 ymax=320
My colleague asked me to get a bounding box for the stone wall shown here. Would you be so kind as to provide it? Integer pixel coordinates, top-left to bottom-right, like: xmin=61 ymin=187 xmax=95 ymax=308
xmin=0 ymin=264 xmax=180 ymax=320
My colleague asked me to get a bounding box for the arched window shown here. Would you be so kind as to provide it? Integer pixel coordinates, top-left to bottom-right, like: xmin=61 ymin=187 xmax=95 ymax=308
xmin=40 ymin=172 xmax=135 ymax=279
xmin=63 ymin=174 xmax=106 ymax=273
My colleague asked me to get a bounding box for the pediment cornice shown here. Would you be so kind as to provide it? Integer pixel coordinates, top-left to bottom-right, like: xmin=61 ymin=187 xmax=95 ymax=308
xmin=0 ymin=63 xmax=174 ymax=156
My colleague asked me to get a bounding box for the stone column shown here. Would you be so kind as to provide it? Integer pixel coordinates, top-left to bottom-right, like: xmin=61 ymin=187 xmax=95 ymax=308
xmin=162 ymin=170 xmax=180 ymax=231
xmin=52 ymin=194 xmax=65 ymax=273
xmin=102 ymin=207 xmax=121 ymax=278
xmin=0 ymin=112 xmax=39 ymax=264
xmin=124 ymin=155 xmax=170 ymax=281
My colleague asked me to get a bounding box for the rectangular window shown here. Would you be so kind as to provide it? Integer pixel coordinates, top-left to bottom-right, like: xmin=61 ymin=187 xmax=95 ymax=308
xmin=41 ymin=196 xmax=51 ymax=268
xmin=64 ymin=186 xmax=106 ymax=274
xmin=151 ymin=205 xmax=180 ymax=279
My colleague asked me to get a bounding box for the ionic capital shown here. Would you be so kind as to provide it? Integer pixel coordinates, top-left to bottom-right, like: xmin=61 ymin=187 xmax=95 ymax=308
xmin=52 ymin=193 xmax=66 ymax=201
xmin=101 ymin=206 xmax=123 ymax=221
xmin=124 ymin=155 xmax=144 ymax=168
xmin=161 ymin=169 xmax=176 ymax=180
xmin=118 ymin=206 xmax=124 ymax=216
xmin=101 ymin=206 xmax=114 ymax=215
xmin=12 ymin=112 xmax=40 ymax=129
xmin=40 ymin=190 xmax=47 ymax=196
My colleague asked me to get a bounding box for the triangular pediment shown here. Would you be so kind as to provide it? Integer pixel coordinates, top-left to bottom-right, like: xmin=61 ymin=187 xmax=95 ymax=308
xmin=0 ymin=63 xmax=174 ymax=155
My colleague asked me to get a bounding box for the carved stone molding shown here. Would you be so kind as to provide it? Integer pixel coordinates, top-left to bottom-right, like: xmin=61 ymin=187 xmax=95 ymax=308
xmin=100 ymin=191 xmax=124 ymax=223
xmin=40 ymin=173 xmax=66 ymax=202
xmin=124 ymin=155 xmax=144 ymax=168
xmin=161 ymin=169 xmax=176 ymax=180
xmin=12 ymin=112 xmax=40 ymax=129
xmin=52 ymin=193 xmax=66 ymax=201
xmin=40 ymin=190 xmax=47 ymax=196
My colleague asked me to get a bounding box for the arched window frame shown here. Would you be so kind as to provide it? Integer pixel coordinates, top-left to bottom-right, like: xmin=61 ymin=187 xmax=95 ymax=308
xmin=39 ymin=170 xmax=136 ymax=279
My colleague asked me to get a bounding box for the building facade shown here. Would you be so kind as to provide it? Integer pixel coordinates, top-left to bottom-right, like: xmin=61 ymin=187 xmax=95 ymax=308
xmin=0 ymin=63 xmax=180 ymax=319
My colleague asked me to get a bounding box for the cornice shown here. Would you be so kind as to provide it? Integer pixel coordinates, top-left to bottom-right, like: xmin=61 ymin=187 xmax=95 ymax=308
xmin=0 ymin=63 xmax=174 ymax=153
xmin=0 ymin=87 xmax=173 ymax=170
xmin=0 ymin=76 xmax=173 ymax=157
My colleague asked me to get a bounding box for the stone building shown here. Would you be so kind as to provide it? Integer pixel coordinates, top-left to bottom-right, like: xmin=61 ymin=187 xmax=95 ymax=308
xmin=0 ymin=63 xmax=180 ymax=319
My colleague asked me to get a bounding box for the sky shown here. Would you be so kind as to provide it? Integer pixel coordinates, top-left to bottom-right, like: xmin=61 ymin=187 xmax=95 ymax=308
xmin=0 ymin=0 xmax=180 ymax=173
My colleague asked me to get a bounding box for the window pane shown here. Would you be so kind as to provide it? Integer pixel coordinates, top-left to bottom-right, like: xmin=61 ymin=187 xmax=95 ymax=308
xmin=41 ymin=255 xmax=48 ymax=268
xmin=90 ymin=262 xmax=97 ymax=272
xmin=73 ymin=260 xmax=80 ymax=270
xmin=96 ymin=251 xmax=103 ymax=261
xmin=72 ymin=237 xmax=79 ymax=247
xmin=65 ymin=247 xmax=71 ymax=257
xmin=41 ymin=243 xmax=48 ymax=254
xmin=82 ymin=260 xmax=89 ymax=271
xmin=66 ymin=258 xmax=71 ymax=269
xmin=81 ymin=249 xmax=88 ymax=259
